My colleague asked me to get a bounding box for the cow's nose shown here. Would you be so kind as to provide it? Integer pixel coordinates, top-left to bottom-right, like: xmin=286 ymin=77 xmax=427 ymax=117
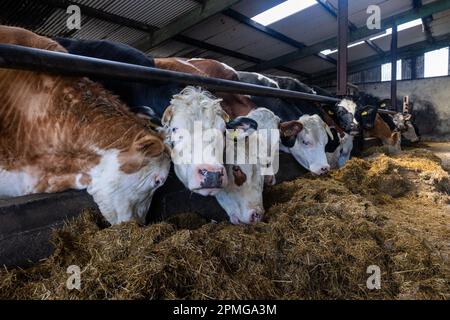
xmin=320 ymin=165 xmax=330 ymax=174
xmin=198 ymin=167 xmax=225 ymax=189
xmin=249 ymin=209 xmax=264 ymax=224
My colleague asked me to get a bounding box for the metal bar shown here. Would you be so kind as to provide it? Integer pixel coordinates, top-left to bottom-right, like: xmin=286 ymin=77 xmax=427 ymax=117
xmin=250 ymin=0 xmax=450 ymax=72
xmin=0 ymin=44 xmax=339 ymax=104
xmin=223 ymin=9 xmax=337 ymax=65
xmin=391 ymin=24 xmax=398 ymax=112
xmin=413 ymin=0 xmax=435 ymax=44
xmin=309 ymin=33 xmax=450 ymax=83
xmin=337 ymin=0 xmax=348 ymax=96
xmin=378 ymin=109 xmax=399 ymax=115
xmin=315 ymin=0 xmax=385 ymax=57
xmin=411 ymin=56 xmax=417 ymax=80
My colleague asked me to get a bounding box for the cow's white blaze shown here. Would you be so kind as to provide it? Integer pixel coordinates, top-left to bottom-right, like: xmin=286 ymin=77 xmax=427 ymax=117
xmin=163 ymin=87 xmax=228 ymax=196
xmin=87 ymin=148 xmax=170 ymax=225
xmin=216 ymin=108 xmax=280 ymax=224
xmin=281 ymin=114 xmax=332 ymax=175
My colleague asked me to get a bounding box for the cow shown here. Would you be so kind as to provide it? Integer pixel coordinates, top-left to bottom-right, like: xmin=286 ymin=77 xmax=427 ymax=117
xmin=239 ymin=72 xmax=353 ymax=171
xmin=0 ymin=26 xmax=171 ymax=225
xmin=156 ymin=57 xmax=256 ymax=119
xmin=217 ymin=108 xmax=280 ymax=224
xmin=335 ymin=95 xmax=403 ymax=154
xmin=156 ymin=59 xmax=333 ymax=175
xmin=56 ymin=37 xmax=229 ymax=196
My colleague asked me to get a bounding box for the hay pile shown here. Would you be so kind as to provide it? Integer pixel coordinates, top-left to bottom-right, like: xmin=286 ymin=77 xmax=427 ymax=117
xmin=0 ymin=149 xmax=449 ymax=300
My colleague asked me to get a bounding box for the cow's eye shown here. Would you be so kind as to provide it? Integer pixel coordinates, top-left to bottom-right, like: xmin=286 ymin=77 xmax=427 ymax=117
xmin=172 ymin=127 xmax=178 ymax=133
xmin=302 ymin=140 xmax=310 ymax=146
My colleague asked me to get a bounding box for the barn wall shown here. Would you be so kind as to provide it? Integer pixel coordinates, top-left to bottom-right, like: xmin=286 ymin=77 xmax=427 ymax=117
xmin=358 ymin=76 xmax=450 ymax=140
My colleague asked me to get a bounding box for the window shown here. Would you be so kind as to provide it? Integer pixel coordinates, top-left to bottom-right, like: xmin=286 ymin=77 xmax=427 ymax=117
xmin=251 ymin=0 xmax=317 ymax=26
xmin=424 ymin=47 xmax=449 ymax=78
xmin=381 ymin=60 xmax=402 ymax=81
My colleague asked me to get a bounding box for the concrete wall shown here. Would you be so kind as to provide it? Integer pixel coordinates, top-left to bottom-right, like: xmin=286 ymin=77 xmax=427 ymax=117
xmin=358 ymin=76 xmax=450 ymax=140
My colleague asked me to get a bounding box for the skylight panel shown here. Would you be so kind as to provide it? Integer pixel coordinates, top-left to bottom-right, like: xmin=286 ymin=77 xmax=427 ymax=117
xmin=251 ymin=0 xmax=317 ymax=26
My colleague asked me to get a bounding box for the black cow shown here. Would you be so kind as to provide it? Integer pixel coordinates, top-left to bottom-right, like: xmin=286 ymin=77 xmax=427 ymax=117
xmin=55 ymin=37 xmax=178 ymax=120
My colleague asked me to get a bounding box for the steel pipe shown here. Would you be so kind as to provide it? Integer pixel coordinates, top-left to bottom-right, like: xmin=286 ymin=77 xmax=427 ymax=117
xmin=0 ymin=44 xmax=340 ymax=104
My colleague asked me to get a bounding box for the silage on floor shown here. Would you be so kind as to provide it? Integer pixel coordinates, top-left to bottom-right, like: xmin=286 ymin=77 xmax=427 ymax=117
xmin=0 ymin=149 xmax=449 ymax=300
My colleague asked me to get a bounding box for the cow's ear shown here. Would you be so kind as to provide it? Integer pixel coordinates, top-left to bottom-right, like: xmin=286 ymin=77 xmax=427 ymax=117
xmin=279 ymin=120 xmax=303 ymax=138
xmin=136 ymin=135 xmax=166 ymax=158
xmin=161 ymin=106 xmax=173 ymax=125
xmin=324 ymin=123 xmax=334 ymax=140
xmin=391 ymin=131 xmax=401 ymax=144
xmin=220 ymin=110 xmax=230 ymax=123
xmin=279 ymin=121 xmax=303 ymax=148
xmin=232 ymin=166 xmax=247 ymax=186
xmin=226 ymin=117 xmax=258 ymax=140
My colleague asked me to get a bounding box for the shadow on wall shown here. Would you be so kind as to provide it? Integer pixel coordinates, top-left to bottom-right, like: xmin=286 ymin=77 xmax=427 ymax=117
xmin=411 ymin=99 xmax=439 ymax=136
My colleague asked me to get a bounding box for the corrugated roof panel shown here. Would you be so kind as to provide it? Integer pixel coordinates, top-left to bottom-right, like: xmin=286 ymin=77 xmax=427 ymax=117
xmin=34 ymin=9 xmax=71 ymax=37
xmin=71 ymin=18 xmax=119 ymax=40
xmin=185 ymin=14 xmax=297 ymax=61
xmin=262 ymin=4 xmax=337 ymax=46
xmin=105 ymin=26 xmax=149 ymax=44
xmin=431 ymin=9 xmax=450 ymax=37
xmin=100 ymin=0 xmax=199 ymax=28
xmin=231 ymin=0 xmax=285 ymax=18
xmin=285 ymin=55 xmax=335 ymax=74
xmin=371 ymin=25 xmax=427 ymax=52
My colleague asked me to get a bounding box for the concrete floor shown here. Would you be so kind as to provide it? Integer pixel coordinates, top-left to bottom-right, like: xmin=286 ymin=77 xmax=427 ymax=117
xmin=424 ymin=142 xmax=450 ymax=170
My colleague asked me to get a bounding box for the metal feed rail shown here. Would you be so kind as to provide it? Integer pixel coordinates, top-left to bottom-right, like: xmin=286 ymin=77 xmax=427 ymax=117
xmin=0 ymin=44 xmax=399 ymax=115
xmin=0 ymin=44 xmax=339 ymax=104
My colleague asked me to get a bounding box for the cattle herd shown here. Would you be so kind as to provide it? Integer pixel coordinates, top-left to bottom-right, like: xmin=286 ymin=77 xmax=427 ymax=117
xmin=0 ymin=25 xmax=420 ymax=226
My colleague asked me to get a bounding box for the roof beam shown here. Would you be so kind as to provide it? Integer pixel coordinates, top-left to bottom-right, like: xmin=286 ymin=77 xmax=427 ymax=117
xmin=413 ymin=0 xmax=435 ymax=44
xmin=41 ymin=0 xmax=309 ymax=78
xmin=222 ymin=8 xmax=337 ymax=65
xmin=133 ymin=0 xmax=241 ymax=51
xmin=249 ymin=0 xmax=450 ymax=72
xmin=315 ymin=0 xmax=385 ymax=57
xmin=310 ymin=33 xmax=450 ymax=83
xmin=173 ymin=35 xmax=311 ymax=78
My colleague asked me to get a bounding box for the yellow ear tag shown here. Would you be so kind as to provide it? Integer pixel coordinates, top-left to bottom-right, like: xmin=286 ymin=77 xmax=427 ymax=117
xmin=229 ymin=130 xmax=239 ymax=140
xmin=381 ymin=103 xmax=386 ymax=108
xmin=361 ymin=111 xmax=368 ymax=116
xmin=328 ymin=111 xmax=334 ymax=115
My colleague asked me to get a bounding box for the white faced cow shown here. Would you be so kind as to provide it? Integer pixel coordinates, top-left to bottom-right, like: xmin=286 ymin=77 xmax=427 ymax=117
xmin=161 ymin=86 xmax=229 ymax=196
xmin=216 ymin=108 xmax=280 ymax=224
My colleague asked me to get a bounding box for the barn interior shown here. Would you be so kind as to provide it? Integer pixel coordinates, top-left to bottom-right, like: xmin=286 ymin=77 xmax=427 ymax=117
xmin=0 ymin=0 xmax=449 ymax=300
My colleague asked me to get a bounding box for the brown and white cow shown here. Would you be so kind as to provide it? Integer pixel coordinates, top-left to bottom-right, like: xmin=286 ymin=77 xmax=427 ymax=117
xmin=0 ymin=26 xmax=171 ymax=225
xmin=339 ymin=99 xmax=402 ymax=154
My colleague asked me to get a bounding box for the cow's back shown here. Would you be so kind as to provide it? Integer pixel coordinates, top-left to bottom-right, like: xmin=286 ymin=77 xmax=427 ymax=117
xmin=56 ymin=37 xmax=179 ymax=117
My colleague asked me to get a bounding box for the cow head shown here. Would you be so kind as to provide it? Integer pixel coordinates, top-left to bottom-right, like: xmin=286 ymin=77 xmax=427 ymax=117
xmin=355 ymin=105 xmax=379 ymax=130
xmin=216 ymin=108 xmax=280 ymax=224
xmin=87 ymin=135 xmax=171 ymax=225
xmin=326 ymin=132 xmax=354 ymax=169
xmin=367 ymin=114 xmax=402 ymax=154
xmin=279 ymin=114 xmax=332 ymax=175
xmin=161 ymin=87 xmax=228 ymax=196
xmin=393 ymin=113 xmax=420 ymax=143
xmin=335 ymin=99 xmax=358 ymax=132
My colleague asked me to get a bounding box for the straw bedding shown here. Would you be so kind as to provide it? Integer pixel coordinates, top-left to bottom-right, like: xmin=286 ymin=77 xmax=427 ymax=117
xmin=0 ymin=149 xmax=449 ymax=300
